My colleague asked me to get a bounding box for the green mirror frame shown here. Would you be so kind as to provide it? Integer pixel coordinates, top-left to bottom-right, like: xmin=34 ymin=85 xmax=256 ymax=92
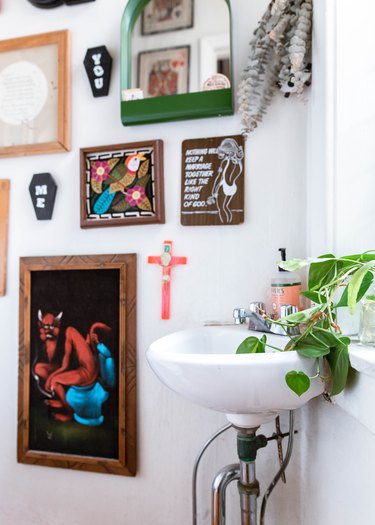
xmin=120 ymin=0 xmax=233 ymax=126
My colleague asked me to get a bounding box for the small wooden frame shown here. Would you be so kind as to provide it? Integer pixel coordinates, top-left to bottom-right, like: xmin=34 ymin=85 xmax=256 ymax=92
xmin=0 ymin=179 xmax=10 ymax=296
xmin=80 ymin=140 xmax=164 ymax=228
xmin=0 ymin=30 xmax=70 ymax=158
xmin=181 ymin=135 xmax=245 ymax=225
xmin=18 ymin=254 xmax=137 ymax=476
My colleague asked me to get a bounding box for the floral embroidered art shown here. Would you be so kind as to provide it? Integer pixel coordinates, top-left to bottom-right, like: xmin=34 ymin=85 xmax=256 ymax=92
xmin=91 ymin=160 xmax=111 ymax=182
xmin=88 ymin=151 xmax=154 ymax=217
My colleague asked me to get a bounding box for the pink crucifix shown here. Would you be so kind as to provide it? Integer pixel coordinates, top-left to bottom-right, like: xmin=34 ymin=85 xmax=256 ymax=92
xmin=148 ymin=240 xmax=187 ymax=320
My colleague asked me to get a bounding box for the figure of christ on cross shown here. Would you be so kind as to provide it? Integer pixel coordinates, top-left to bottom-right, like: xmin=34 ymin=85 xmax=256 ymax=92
xmin=148 ymin=240 xmax=187 ymax=319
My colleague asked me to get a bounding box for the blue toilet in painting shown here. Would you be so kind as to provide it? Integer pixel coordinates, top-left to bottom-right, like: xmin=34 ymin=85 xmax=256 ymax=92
xmin=66 ymin=342 xmax=115 ymax=426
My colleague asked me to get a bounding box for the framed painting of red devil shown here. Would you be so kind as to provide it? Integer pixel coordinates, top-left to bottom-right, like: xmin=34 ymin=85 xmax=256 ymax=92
xmin=17 ymin=254 xmax=136 ymax=476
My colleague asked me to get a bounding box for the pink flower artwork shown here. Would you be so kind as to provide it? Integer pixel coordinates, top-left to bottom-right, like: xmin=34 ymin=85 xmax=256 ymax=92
xmin=91 ymin=160 xmax=111 ymax=182
xmin=126 ymin=186 xmax=146 ymax=206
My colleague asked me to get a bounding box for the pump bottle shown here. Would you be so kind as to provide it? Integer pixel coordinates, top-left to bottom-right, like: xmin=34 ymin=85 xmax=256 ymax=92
xmin=271 ymin=248 xmax=301 ymax=319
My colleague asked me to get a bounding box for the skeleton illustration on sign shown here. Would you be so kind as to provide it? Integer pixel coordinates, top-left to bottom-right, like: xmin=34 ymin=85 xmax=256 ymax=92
xmin=206 ymin=137 xmax=244 ymax=223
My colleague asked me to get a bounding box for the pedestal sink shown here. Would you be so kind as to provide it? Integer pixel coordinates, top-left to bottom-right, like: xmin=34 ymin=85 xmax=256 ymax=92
xmin=147 ymin=325 xmax=324 ymax=427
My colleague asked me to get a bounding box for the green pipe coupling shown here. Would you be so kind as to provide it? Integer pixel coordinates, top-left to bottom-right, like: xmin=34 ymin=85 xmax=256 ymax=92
xmin=237 ymin=433 xmax=267 ymax=462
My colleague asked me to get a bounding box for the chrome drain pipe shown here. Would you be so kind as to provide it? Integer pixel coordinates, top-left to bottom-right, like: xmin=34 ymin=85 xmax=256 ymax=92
xmin=193 ymin=412 xmax=295 ymax=525
xmin=212 ymin=463 xmax=240 ymax=525
xmin=192 ymin=424 xmax=233 ymax=525
xmin=238 ymin=460 xmax=259 ymax=525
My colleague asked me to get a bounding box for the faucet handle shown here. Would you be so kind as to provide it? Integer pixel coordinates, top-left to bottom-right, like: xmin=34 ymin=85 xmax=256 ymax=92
xmin=249 ymin=302 xmax=266 ymax=316
xmin=233 ymin=308 xmax=247 ymax=324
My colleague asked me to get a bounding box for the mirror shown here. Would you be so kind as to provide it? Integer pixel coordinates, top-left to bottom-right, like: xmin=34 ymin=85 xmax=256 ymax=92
xmin=121 ymin=0 xmax=233 ymax=126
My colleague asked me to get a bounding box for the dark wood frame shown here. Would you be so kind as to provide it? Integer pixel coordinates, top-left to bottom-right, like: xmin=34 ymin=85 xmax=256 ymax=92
xmin=80 ymin=140 xmax=165 ymax=228
xmin=0 ymin=30 xmax=70 ymax=158
xmin=18 ymin=254 xmax=137 ymax=476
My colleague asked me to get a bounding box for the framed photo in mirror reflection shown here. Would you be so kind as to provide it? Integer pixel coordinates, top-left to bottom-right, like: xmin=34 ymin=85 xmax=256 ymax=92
xmin=142 ymin=0 xmax=194 ymax=35
xmin=138 ymin=45 xmax=190 ymax=98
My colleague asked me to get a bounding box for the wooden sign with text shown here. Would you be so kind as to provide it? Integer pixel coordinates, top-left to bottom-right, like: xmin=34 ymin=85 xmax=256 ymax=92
xmin=181 ymin=135 xmax=245 ymax=226
xmin=0 ymin=180 xmax=10 ymax=296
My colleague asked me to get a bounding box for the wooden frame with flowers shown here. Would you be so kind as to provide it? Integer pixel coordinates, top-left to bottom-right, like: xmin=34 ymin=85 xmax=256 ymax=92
xmin=80 ymin=140 xmax=165 ymax=228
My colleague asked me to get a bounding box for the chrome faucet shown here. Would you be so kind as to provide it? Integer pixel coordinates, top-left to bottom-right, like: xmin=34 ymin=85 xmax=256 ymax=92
xmin=233 ymin=302 xmax=299 ymax=336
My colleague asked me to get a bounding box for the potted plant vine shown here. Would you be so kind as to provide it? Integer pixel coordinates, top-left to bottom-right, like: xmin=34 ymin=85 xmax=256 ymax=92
xmin=236 ymin=252 xmax=375 ymax=397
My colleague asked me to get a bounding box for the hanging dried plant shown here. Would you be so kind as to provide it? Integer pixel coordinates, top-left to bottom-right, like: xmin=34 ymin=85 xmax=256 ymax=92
xmin=237 ymin=0 xmax=312 ymax=137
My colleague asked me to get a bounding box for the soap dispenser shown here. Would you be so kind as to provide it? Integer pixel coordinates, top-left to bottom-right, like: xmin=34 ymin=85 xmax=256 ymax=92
xmin=271 ymin=248 xmax=301 ymax=319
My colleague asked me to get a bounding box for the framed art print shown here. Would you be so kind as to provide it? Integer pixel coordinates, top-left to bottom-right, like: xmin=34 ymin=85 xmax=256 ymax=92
xmin=80 ymin=140 xmax=165 ymax=228
xmin=142 ymin=0 xmax=194 ymax=35
xmin=18 ymin=254 xmax=136 ymax=476
xmin=138 ymin=46 xmax=189 ymax=98
xmin=0 ymin=30 xmax=70 ymax=158
xmin=181 ymin=135 xmax=245 ymax=225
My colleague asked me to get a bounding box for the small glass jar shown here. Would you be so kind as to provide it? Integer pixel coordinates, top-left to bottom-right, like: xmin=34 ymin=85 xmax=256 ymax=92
xmin=359 ymin=292 xmax=375 ymax=346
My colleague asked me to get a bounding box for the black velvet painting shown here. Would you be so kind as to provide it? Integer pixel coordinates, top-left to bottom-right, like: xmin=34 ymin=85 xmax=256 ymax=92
xmin=29 ymin=268 xmax=120 ymax=459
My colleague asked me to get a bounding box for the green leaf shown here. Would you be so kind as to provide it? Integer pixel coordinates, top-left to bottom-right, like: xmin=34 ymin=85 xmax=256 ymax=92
xmin=308 ymin=256 xmax=341 ymax=291
xmin=335 ymin=271 xmax=373 ymax=308
xmin=300 ymin=290 xmax=325 ymax=304
xmin=314 ymin=328 xmax=342 ymax=347
xmin=341 ymin=252 xmax=375 ymax=263
xmin=347 ymin=263 xmax=374 ymax=314
xmin=236 ymin=336 xmax=266 ymax=354
xmin=294 ymin=333 xmax=330 ymax=358
xmin=278 ymin=258 xmax=315 ymax=272
xmin=325 ymin=339 xmax=350 ymax=396
xmin=285 ymin=371 xmax=311 ymax=397
xmin=280 ymin=306 xmax=321 ymax=325
xmin=296 ymin=344 xmax=330 ymax=358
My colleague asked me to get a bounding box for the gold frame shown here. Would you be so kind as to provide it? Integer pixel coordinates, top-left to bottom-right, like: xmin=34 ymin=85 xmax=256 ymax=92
xmin=0 ymin=30 xmax=70 ymax=158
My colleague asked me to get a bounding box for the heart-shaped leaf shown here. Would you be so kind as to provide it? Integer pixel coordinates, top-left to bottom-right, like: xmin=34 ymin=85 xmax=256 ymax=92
xmin=335 ymin=271 xmax=373 ymax=308
xmin=285 ymin=371 xmax=311 ymax=397
xmin=347 ymin=262 xmax=374 ymax=314
xmin=236 ymin=336 xmax=266 ymax=354
xmin=325 ymin=339 xmax=350 ymax=395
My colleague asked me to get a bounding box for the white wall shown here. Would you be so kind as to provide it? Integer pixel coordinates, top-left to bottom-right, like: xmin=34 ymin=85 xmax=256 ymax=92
xmin=0 ymin=1 xmax=309 ymax=524
xmin=303 ymin=1 xmax=375 ymax=524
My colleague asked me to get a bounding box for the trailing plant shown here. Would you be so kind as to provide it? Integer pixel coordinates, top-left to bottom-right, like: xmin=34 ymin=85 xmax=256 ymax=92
xmin=236 ymin=252 xmax=375 ymax=397
xmin=237 ymin=0 xmax=312 ymax=137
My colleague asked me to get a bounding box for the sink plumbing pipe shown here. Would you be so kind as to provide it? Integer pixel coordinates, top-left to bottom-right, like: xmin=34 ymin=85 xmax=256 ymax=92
xmin=192 ymin=411 xmax=295 ymax=525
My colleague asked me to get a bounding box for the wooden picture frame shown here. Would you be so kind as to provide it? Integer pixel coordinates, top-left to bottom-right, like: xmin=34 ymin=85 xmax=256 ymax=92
xmin=141 ymin=0 xmax=194 ymax=35
xmin=0 ymin=30 xmax=70 ymax=158
xmin=80 ymin=140 xmax=165 ymax=228
xmin=18 ymin=254 xmax=137 ymax=476
xmin=138 ymin=46 xmax=189 ymax=98
xmin=0 ymin=179 xmax=10 ymax=296
xmin=181 ymin=135 xmax=245 ymax=226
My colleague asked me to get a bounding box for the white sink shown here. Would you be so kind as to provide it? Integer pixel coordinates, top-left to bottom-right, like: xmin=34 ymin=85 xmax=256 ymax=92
xmin=147 ymin=325 xmax=324 ymax=427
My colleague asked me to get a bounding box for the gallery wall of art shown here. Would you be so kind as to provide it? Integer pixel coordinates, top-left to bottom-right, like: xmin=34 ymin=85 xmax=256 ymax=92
xmin=0 ymin=0 xmax=309 ymax=523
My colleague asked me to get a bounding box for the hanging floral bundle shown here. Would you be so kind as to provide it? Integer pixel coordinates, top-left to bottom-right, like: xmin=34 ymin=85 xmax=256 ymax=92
xmin=237 ymin=0 xmax=312 ymax=136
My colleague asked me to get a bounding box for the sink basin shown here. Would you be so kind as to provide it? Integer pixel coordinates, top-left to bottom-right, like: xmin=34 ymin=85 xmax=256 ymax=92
xmin=147 ymin=325 xmax=324 ymax=427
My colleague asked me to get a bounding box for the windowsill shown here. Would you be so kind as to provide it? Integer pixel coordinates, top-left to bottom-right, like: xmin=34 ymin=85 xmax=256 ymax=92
xmin=334 ymin=341 xmax=375 ymax=434
xmin=348 ymin=340 xmax=375 ymax=378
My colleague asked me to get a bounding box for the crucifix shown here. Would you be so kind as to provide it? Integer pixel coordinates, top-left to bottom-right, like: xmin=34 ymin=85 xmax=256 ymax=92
xmin=148 ymin=241 xmax=187 ymax=320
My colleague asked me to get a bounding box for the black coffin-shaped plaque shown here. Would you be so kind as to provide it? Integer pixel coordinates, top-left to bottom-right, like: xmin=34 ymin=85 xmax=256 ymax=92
xmin=84 ymin=46 xmax=113 ymax=97
xmin=29 ymin=173 xmax=57 ymax=220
